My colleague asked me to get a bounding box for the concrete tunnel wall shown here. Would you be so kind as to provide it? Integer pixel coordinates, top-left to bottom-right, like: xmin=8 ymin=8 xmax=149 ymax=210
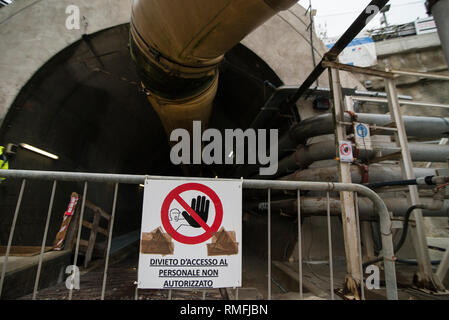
xmin=0 ymin=0 xmax=365 ymax=261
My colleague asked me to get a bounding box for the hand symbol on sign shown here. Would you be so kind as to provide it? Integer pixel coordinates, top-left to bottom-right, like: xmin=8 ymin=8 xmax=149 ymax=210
xmin=182 ymin=196 xmax=210 ymax=228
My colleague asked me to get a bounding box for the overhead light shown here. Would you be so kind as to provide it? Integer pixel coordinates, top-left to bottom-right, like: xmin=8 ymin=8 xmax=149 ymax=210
xmin=139 ymin=184 xmax=145 ymax=188
xmin=20 ymin=143 xmax=59 ymax=160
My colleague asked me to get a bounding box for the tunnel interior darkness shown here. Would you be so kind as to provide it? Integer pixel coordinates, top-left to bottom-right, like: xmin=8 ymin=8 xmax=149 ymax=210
xmin=0 ymin=24 xmax=295 ymax=261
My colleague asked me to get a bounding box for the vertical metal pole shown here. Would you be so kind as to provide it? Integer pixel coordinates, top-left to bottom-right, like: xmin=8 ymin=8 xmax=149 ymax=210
xmin=101 ymin=183 xmax=119 ymax=300
xmin=134 ymin=282 xmax=139 ymax=300
xmin=326 ymin=192 xmax=335 ymax=300
xmin=69 ymin=181 xmax=88 ymax=300
xmin=297 ymin=189 xmax=303 ymax=299
xmin=308 ymin=0 xmax=318 ymax=87
xmin=436 ymin=245 xmax=449 ymax=282
xmin=384 ymin=77 xmax=444 ymax=291
xmin=354 ymin=193 xmax=365 ymax=300
xmin=203 ymin=290 xmax=207 ymax=300
xmin=267 ymin=188 xmax=271 ymax=300
xmin=0 ymin=179 xmax=26 ymax=298
xmin=33 ymin=180 xmax=57 ymax=300
xmin=168 ymin=289 xmax=172 ymax=300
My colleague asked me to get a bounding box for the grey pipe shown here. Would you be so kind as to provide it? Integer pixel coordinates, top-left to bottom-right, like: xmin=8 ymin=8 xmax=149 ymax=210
xmin=255 ymin=197 xmax=449 ymax=219
xmin=274 ymin=141 xmax=449 ymax=178
xmin=281 ymin=163 xmax=437 ymax=184
xmin=278 ymin=113 xmax=449 ymax=157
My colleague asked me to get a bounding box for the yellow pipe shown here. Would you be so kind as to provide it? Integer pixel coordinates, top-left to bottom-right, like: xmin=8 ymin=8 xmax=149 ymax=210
xmin=130 ymin=0 xmax=296 ymax=136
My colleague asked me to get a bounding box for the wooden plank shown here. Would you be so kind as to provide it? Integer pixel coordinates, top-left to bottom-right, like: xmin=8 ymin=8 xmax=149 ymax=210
xmin=82 ymin=220 xmax=93 ymax=229
xmin=322 ymin=60 xmax=395 ymax=79
xmin=82 ymin=221 xmax=107 ymax=236
xmin=79 ymin=240 xmax=89 ymax=248
xmin=97 ymin=227 xmax=108 ymax=237
xmin=369 ymin=151 xmax=402 ymax=163
xmin=0 ymin=246 xmax=52 ymax=257
xmin=329 ymin=70 xmax=362 ymax=297
xmin=85 ymin=200 xmax=111 ymax=221
xmin=84 ymin=210 xmax=101 ymax=268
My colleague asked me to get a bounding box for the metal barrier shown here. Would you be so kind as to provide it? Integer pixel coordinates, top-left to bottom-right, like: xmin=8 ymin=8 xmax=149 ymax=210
xmin=0 ymin=169 xmax=398 ymax=300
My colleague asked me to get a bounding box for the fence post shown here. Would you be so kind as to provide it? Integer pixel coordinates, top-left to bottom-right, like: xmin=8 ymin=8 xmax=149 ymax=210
xmin=0 ymin=179 xmax=27 ymax=299
xmin=297 ymin=189 xmax=303 ymax=299
xmin=267 ymin=188 xmax=271 ymax=300
xmin=69 ymin=181 xmax=88 ymax=300
xmin=101 ymin=183 xmax=119 ymax=300
xmin=326 ymin=192 xmax=335 ymax=300
xmin=33 ymin=180 xmax=57 ymax=300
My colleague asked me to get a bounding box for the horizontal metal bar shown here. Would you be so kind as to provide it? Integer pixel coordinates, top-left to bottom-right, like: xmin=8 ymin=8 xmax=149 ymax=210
xmin=370 ymin=124 xmax=398 ymax=132
xmin=389 ymin=69 xmax=449 ymax=81
xmin=309 ymin=86 xmax=412 ymax=100
xmin=0 ymin=169 xmax=406 ymax=193
xmin=352 ymin=96 xmax=449 ymax=109
xmin=322 ymin=61 xmax=395 ymax=79
xmin=337 ymin=121 xmax=398 ymax=133
xmin=336 ymin=121 xmax=354 ymax=126
xmin=321 ymin=63 xmax=449 ymax=82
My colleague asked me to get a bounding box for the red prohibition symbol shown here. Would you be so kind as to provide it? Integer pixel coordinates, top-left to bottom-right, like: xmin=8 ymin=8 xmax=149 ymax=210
xmin=161 ymin=183 xmax=223 ymax=245
xmin=340 ymin=143 xmax=352 ymax=156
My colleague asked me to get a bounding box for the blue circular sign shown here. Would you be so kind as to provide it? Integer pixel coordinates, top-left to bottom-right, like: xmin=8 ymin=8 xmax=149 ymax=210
xmin=356 ymin=124 xmax=368 ymax=138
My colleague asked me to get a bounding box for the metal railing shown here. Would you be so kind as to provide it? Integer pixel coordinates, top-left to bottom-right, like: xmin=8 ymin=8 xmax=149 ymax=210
xmin=0 ymin=169 xmax=398 ymax=300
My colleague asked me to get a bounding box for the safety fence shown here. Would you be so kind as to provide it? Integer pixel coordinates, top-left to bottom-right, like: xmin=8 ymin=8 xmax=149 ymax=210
xmin=0 ymin=169 xmax=398 ymax=300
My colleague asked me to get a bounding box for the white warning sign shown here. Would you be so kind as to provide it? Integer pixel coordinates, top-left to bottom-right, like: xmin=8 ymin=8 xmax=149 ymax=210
xmin=354 ymin=122 xmax=372 ymax=150
xmin=137 ymin=179 xmax=242 ymax=289
xmin=339 ymin=141 xmax=354 ymax=163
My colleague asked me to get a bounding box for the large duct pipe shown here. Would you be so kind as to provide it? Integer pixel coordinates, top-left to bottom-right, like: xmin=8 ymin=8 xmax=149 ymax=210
xmin=278 ymin=113 xmax=449 ymax=158
xmin=427 ymin=0 xmax=449 ymax=65
xmin=130 ymin=0 xmax=297 ymax=136
xmin=253 ymin=197 xmax=449 ymax=219
xmin=280 ymin=164 xmax=437 ymax=184
xmin=274 ymin=141 xmax=449 ymax=178
xmin=243 ymin=164 xmax=437 ymax=198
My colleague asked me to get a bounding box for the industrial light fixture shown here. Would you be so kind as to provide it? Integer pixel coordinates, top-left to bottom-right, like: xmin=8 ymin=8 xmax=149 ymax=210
xmin=19 ymin=143 xmax=59 ymax=160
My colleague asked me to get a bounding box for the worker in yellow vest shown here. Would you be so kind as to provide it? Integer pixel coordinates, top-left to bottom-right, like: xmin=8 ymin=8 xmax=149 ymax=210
xmin=0 ymin=146 xmax=9 ymax=183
